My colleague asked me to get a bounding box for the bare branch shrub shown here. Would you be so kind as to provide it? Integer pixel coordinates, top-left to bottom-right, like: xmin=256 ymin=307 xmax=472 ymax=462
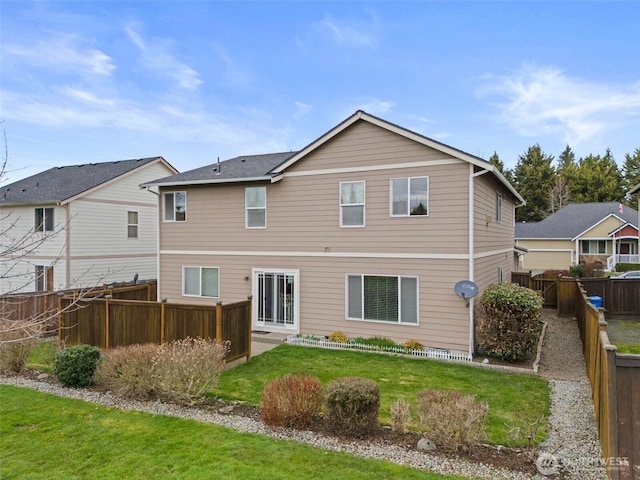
xmin=95 ymin=343 xmax=159 ymax=400
xmin=0 ymin=319 xmax=43 ymax=373
xmin=151 ymin=337 xmax=228 ymax=405
xmin=416 ymin=389 xmax=488 ymax=452
xmin=506 ymin=415 xmax=547 ymax=460
xmin=390 ymin=397 xmax=411 ymax=434
xmin=260 ymin=374 xmax=323 ymax=429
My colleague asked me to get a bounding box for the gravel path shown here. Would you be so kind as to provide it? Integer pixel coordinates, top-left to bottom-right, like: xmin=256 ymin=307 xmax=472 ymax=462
xmin=1 ymin=311 xmax=607 ymax=479
xmin=536 ymin=311 xmax=607 ymax=479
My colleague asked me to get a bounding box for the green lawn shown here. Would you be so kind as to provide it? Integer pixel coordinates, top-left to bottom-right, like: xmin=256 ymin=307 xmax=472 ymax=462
xmin=214 ymin=344 xmax=550 ymax=446
xmin=0 ymin=385 xmax=466 ymax=480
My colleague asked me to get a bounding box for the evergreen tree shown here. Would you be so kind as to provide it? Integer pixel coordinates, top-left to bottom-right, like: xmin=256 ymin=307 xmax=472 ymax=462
xmin=488 ymin=151 xmax=513 ymax=184
xmin=622 ymin=148 xmax=640 ymax=193
xmin=512 ymin=144 xmax=556 ymax=222
xmin=570 ymin=150 xmax=624 ymax=203
xmin=557 ymin=145 xmax=576 ymax=173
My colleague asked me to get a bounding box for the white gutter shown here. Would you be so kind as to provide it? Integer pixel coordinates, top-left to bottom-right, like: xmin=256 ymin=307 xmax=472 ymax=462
xmin=141 ymin=176 xmax=272 ymax=188
xmin=65 ymin=204 xmax=71 ymax=288
xmin=142 ymin=186 xmax=161 ymax=302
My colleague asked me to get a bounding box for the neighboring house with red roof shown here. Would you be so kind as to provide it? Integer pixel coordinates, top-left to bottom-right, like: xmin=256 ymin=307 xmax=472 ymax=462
xmin=515 ymin=202 xmax=639 ymax=272
xmin=0 ymin=157 xmax=177 ymax=293
xmin=144 ymin=110 xmax=524 ymax=359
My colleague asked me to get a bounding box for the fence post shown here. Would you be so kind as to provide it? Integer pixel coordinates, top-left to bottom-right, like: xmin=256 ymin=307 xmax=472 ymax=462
xmin=57 ymin=294 xmax=63 ymax=343
xmin=605 ymin=345 xmax=619 ymax=480
xmin=160 ymin=299 xmax=166 ymax=344
xmin=104 ymin=296 xmax=110 ymax=349
xmin=215 ymin=301 xmax=223 ymax=341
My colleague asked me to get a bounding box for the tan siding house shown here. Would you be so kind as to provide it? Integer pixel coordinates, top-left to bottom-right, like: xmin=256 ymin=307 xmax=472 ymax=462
xmin=515 ymin=202 xmax=639 ymax=272
xmin=0 ymin=157 xmax=177 ymax=293
xmin=146 ymin=111 xmax=523 ymax=358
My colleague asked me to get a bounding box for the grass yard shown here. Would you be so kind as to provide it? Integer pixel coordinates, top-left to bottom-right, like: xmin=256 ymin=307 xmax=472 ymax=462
xmin=0 ymin=385 xmax=465 ymax=480
xmin=606 ymin=319 xmax=640 ymax=354
xmin=213 ymin=344 xmax=550 ymax=446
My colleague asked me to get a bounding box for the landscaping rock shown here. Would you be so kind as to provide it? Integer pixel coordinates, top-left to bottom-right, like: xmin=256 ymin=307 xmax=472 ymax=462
xmin=417 ymin=438 xmax=437 ymax=451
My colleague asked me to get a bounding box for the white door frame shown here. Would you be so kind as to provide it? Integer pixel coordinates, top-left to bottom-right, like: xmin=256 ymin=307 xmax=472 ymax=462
xmin=252 ymin=268 xmax=300 ymax=333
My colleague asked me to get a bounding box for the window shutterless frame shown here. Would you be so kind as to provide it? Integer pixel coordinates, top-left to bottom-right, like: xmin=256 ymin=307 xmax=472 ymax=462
xmin=339 ymin=181 xmax=365 ymax=227
xmin=390 ymin=177 xmax=429 ymax=217
xmin=182 ymin=266 xmax=220 ymax=298
xmin=164 ymin=191 xmax=187 ymax=222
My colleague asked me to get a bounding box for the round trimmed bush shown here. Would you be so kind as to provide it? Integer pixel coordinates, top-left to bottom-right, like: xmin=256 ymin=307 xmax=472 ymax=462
xmin=324 ymin=377 xmax=380 ymax=438
xmin=53 ymin=344 xmax=102 ymax=387
xmin=475 ymin=283 xmax=543 ymax=362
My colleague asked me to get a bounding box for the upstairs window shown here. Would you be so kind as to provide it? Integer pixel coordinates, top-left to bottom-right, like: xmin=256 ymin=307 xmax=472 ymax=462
xmin=164 ymin=192 xmax=186 ymax=222
xmin=391 ymin=177 xmax=428 ymax=216
xmin=183 ymin=266 xmax=219 ymax=298
xmin=340 ymin=181 xmax=365 ymax=227
xmin=35 ymin=207 xmax=54 ymax=232
xmin=496 ymin=193 xmax=503 ymax=223
xmin=245 ymin=187 xmax=266 ymax=228
xmin=127 ymin=211 xmax=138 ymax=238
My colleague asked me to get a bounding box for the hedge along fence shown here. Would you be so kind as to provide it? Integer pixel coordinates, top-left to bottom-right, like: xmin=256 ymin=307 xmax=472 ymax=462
xmin=58 ymin=297 xmax=252 ymax=363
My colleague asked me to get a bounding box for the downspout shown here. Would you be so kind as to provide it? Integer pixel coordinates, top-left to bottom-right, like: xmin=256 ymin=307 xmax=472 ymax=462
xmin=65 ymin=203 xmax=71 ymax=288
xmin=468 ymin=167 xmax=491 ymax=357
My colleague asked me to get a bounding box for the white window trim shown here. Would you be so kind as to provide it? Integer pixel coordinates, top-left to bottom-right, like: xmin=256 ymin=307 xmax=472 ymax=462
xmin=339 ymin=181 xmax=366 ymax=228
xmin=496 ymin=192 xmax=503 ymax=224
xmin=35 ymin=207 xmax=54 ymax=232
xmin=390 ymin=176 xmax=429 ymax=217
xmin=581 ymin=240 xmax=608 ymax=255
xmin=345 ymin=273 xmax=419 ymax=325
xmin=164 ymin=191 xmax=187 ymax=222
xmin=127 ymin=211 xmax=138 ymax=239
xmin=182 ymin=266 xmax=220 ymax=298
xmin=245 ymin=186 xmax=267 ymax=229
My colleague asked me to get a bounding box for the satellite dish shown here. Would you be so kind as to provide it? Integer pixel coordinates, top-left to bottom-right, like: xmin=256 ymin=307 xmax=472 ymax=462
xmin=454 ymin=280 xmax=479 ymax=304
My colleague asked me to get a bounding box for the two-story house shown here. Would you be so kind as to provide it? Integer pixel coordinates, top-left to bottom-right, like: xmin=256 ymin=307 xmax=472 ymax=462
xmin=144 ymin=111 xmax=523 ymax=358
xmin=0 ymin=157 xmax=177 ymax=293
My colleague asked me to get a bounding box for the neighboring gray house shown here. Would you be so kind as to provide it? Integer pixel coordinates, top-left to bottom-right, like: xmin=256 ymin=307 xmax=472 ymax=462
xmin=515 ymin=202 xmax=639 ymax=272
xmin=144 ymin=110 xmax=524 ymax=359
xmin=0 ymin=157 xmax=177 ymax=293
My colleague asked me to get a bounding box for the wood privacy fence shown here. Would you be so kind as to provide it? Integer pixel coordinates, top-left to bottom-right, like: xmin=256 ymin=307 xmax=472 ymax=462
xmin=511 ymin=272 xmax=640 ymax=316
xmin=575 ymin=281 xmax=640 ymax=480
xmin=0 ymin=282 xmax=157 ymax=324
xmin=58 ymin=297 xmax=252 ymax=363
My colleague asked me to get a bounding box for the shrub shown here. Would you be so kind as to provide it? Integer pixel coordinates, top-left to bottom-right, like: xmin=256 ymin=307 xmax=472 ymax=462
xmin=540 ymin=269 xmax=569 ymax=278
xmin=416 ymin=389 xmax=488 ymax=452
xmin=581 ymin=261 xmax=605 ymax=278
xmin=475 ymin=283 xmax=543 ymax=361
xmin=352 ymin=336 xmax=398 ymax=349
xmin=569 ymin=264 xmax=582 ymax=277
xmin=616 ymin=262 xmax=640 ymax=273
xmin=53 ymin=344 xmax=102 ymax=387
xmin=328 ymin=331 xmax=349 ymax=343
xmin=390 ymin=397 xmax=411 ymax=434
xmin=0 ymin=320 xmax=43 ymax=374
xmin=260 ymin=374 xmax=323 ymax=429
xmin=324 ymin=377 xmax=380 ymax=438
xmin=403 ymin=339 xmax=424 ymax=351
xmin=95 ymin=343 xmax=159 ymax=400
xmin=152 ymin=337 xmax=228 ymax=405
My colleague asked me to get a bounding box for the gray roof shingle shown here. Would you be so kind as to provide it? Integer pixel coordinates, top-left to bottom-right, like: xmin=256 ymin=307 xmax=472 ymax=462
xmin=144 ymin=151 xmax=297 ymax=187
xmin=0 ymin=157 xmax=162 ymax=206
xmin=515 ymin=202 xmax=638 ymax=239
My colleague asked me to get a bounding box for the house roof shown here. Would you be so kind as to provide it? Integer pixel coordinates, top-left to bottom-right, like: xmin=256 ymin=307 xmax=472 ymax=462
xmin=142 ymin=110 xmax=524 ymax=204
xmin=143 ymin=152 xmax=297 ymax=187
xmin=0 ymin=157 xmax=172 ymax=206
xmin=515 ymin=202 xmax=639 ymax=239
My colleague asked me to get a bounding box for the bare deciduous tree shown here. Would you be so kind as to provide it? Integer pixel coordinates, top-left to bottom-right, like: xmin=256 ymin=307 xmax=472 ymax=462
xmin=547 ymin=176 xmax=571 ymax=216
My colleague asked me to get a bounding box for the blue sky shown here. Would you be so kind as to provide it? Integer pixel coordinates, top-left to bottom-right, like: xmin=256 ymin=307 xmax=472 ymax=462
xmin=1 ymin=1 xmax=639 ymax=183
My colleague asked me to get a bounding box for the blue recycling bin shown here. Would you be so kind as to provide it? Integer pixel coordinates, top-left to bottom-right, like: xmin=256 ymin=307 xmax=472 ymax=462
xmin=588 ymin=296 xmax=603 ymax=308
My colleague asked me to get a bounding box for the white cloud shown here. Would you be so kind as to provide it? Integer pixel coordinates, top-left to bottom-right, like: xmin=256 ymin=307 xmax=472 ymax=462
xmin=124 ymin=25 xmax=202 ymax=91
xmin=477 ymin=65 xmax=640 ymax=146
xmin=294 ymin=101 xmax=313 ymax=119
xmin=318 ymin=14 xmax=377 ymax=48
xmin=2 ymin=35 xmax=115 ymax=76
xmin=351 ymin=98 xmax=395 ymax=115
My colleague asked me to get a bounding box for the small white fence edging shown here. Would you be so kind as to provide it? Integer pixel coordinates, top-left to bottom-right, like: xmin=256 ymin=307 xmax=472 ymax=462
xmin=286 ymin=335 xmax=472 ymax=362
